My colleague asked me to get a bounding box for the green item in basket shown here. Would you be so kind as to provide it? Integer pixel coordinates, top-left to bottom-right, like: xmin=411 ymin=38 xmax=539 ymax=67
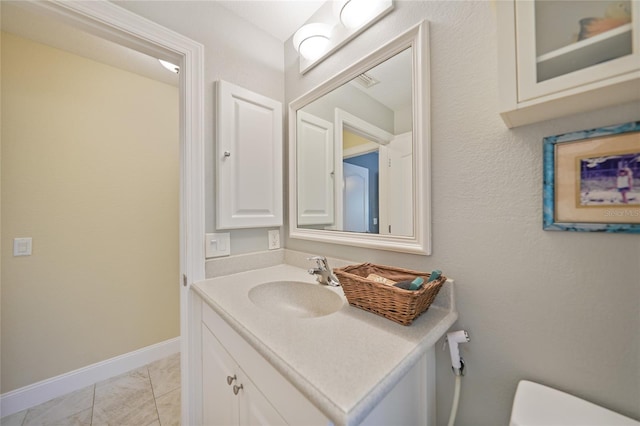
xmin=427 ymin=269 xmax=442 ymax=283
xmin=408 ymin=276 xmax=424 ymax=290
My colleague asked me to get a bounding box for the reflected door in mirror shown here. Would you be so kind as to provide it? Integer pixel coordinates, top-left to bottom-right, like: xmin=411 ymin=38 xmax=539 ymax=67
xmin=296 ymin=111 xmax=334 ymax=227
xmin=379 ymin=132 xmax=413 ymax=236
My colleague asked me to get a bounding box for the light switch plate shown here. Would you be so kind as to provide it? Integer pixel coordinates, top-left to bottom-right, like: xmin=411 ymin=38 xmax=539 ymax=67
xmin=13 ymin=237 xmax=32 ymax=256
xmin=268 ymin=230 xmax=280 ymax=250
xmin=205 ymin=233 xmax=230 ymax=258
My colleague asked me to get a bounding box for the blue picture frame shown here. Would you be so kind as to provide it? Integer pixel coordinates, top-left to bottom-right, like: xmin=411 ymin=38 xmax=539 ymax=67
xmin=543 ymin=121 xmax=640 ymax=233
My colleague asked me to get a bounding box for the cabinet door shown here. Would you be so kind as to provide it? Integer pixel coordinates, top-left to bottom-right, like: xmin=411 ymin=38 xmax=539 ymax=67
xmin=201 ymin=301 xmax=331 ymax=426
xmin=515 ymin=0 xmax=640 ymax=101
xmin=237 ymin=371 xmax=287 ymax=426
xmin=202 ymin=324 xmax=239 ymax=426
xmin=217 ymin=80 xmax=283 ymax=229
xmin=379 ymin=132 xmax=413 ymax=237
xmin=296 ymin=111 xmax=334 ymax=226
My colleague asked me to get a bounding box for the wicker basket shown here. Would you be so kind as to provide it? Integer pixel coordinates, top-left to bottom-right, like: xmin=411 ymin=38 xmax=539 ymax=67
xmin=333 ymin=263 xmax=446 ymax=326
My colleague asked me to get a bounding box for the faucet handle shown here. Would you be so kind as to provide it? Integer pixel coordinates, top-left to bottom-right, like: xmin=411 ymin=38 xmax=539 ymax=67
xmin=306 ymin=256 xmax=340 ymax=287
xmin=307 ymin=256 xmax=328 ymax=269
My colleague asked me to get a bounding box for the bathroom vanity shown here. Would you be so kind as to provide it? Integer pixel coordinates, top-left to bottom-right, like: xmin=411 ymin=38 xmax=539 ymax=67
xmin=191 ymin=260 xmax=456 ymax=425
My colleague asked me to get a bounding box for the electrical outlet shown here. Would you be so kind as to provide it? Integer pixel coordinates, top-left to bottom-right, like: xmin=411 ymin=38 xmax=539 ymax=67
xmin=205 ymin=233 xmax=230 ymax=258
xmin=268 ymin=230 xmax=280 ymax=250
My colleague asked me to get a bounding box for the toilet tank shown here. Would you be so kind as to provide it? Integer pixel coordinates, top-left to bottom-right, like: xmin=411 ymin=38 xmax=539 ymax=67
xmin=510 ymin=380 xmax=639 ymax=426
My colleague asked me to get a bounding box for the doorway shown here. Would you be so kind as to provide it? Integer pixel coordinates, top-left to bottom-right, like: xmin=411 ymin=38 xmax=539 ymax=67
xmin=0 ymin=2 xmax=205 ymax=424
xmin=343 ymin=151 xmax=379 ymax=233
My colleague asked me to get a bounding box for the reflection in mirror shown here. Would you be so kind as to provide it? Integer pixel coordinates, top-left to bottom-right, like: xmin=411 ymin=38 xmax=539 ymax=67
xmin=296 ymin=48 xmax=413 ymax=236
xmin=289 ymin=21 xmax=430 ymax=255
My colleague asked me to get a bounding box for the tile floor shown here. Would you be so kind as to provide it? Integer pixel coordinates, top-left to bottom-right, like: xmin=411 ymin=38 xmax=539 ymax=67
xmin=1 ymin=353 xmax=181 ymax=426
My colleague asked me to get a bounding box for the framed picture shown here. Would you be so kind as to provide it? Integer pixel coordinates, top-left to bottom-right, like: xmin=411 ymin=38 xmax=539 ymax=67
xmin=543 ymin=121 xmax=640 ymax=233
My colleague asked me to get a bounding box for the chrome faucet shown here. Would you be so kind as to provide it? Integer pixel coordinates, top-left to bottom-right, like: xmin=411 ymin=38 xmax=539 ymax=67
xmin=307 ymin=256 xmax=340 ymax=287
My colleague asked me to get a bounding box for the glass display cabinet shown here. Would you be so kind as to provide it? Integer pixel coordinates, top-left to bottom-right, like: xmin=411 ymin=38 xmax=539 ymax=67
xmin=497 ymin=0 xmax=639 ymax=128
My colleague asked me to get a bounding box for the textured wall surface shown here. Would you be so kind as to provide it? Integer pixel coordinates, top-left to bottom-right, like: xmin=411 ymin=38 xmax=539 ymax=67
xmin=106 ymin=1 xmax=639 ymax=424
xmin=1 ymin=33 xmax=179 ymax=392
xmin=285 ymin=2 xmax=640 ymax=425
xmin=115 ymin=0 xmax=286 ymax=254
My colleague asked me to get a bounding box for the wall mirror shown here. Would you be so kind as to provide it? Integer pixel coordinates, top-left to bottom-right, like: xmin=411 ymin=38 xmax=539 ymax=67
xmin=288 ymin=21 xmax=431 ymax=255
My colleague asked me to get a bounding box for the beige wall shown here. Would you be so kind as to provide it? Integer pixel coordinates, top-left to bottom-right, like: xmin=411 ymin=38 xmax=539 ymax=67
xmin=1 ymin=32 xmax=180 ymax=392
xmin=343 ymin=130 xmax=371 ymax=150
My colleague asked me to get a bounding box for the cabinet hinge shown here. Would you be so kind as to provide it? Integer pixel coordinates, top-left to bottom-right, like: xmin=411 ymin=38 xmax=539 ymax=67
xmin=182 ymin=274 xmax=188 ymax=287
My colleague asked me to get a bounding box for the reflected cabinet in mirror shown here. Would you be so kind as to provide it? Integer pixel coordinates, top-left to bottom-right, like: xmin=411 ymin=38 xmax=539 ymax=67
xmin=289 ymin=21 xmax=431 ymax=255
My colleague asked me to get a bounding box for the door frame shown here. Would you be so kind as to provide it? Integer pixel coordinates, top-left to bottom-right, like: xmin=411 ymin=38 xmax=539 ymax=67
xmin=16 ymin=1 xmax=206 ymax=424
xmin=334 ymin=108 xmax=392 ymax=232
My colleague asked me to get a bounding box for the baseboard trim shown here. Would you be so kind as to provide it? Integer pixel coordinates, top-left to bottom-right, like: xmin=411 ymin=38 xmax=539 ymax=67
xmin=0 ymin=337 xmax=180 ymax=418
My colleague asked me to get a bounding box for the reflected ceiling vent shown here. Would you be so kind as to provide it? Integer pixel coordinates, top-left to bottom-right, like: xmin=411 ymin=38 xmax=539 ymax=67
xmin=354 ymin=72 xmax=379 ymax=89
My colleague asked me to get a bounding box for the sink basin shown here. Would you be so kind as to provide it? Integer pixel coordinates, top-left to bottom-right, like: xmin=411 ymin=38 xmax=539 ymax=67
xmin=248 ymin=281 xmax=343 ymax=318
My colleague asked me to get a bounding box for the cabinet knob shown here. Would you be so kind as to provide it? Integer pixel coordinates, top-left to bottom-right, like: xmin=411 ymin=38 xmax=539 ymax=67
xmin=226 ymin=375 xmax=236 ymax=385
xmin=233 ymin=384 xmax=243 ymax=395
xmin=223 ymin=151 xmax=231 ymax=158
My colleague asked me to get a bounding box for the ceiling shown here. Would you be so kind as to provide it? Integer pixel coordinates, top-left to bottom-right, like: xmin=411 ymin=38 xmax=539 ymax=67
xmin=1 ymin=1 xmax=179 ymax=87
xmin=1 ymin=1 xmax=410 ymax=114
xmin=217 ymin=0 xmax=325 ymax=42
xmin=350 ymin=47 xmax=412 ymax=112
xmin=1 ymin=1 xmax=326 ymax=86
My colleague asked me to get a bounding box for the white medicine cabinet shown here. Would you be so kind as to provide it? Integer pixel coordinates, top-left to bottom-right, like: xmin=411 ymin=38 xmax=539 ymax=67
xmin=497 ymin=0 xmax=640 ymax=128
xmin=216 ymin=80 xmax=283 ymax=229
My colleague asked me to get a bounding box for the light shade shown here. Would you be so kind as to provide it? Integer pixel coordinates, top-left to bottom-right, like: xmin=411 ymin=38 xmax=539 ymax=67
xmin=159 ymin=59 xmax=180 ymax=74
xmin=335 ymin=0 xmax=381 ymax=29
xmin=292 ymin=23 xmax=332 ymax=61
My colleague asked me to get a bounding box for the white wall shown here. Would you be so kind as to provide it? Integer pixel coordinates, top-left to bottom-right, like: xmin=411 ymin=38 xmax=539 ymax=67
xmin=302 ymin=83 xmax=395 ymax=134
xmin=114 ymin=0 xmax=286 ymax=254
xmin=113 ymin=1 xmax=639 ymax=423
xmin=285 ymin=2 xmax=640 ymax=425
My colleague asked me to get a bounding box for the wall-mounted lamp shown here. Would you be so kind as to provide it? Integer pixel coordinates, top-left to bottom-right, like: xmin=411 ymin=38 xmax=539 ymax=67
xmin=335 ymin=0 xmax=381 ymax=29
xmin=293 ymin=23 xmax=333 ymax=61
xmin=158 ymin=59 xmax=180 ymax=74
xmin=294 ymin=0 xmax=393 ymax=74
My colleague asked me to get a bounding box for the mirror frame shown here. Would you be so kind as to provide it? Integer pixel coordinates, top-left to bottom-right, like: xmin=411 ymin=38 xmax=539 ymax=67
xmin=288 ymin=21 xmax=431 ymax=255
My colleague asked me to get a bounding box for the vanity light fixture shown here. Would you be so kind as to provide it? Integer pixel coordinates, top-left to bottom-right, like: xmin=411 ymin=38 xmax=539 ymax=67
xmin=335 ymin=0 xmax=383 ymax=29
xmin=292 ymin=23 xmax=333 ymax=61
xmin=295 ymin=0 xmax=393 ymax=74
xmin=158 ymin=59 xmax=180 ymax=74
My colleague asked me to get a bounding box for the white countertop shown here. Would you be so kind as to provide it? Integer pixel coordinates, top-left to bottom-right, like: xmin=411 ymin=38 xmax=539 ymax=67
xmin=193 ymin=263 xmax=457 ymax=425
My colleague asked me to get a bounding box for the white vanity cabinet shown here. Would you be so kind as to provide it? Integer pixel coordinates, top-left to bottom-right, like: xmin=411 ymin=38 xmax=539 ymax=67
xmin=497 ymin=0 xmax=640 ymax=128
xmin=216 ymin=80 xmax=283 ymax=229
xmin=202 ymin=322 xmax=286 ymax=425
xmin=200 ymin=300 xmax=330 ymax=426
xmin=193 ymin=263 xmax=457 ymax=426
